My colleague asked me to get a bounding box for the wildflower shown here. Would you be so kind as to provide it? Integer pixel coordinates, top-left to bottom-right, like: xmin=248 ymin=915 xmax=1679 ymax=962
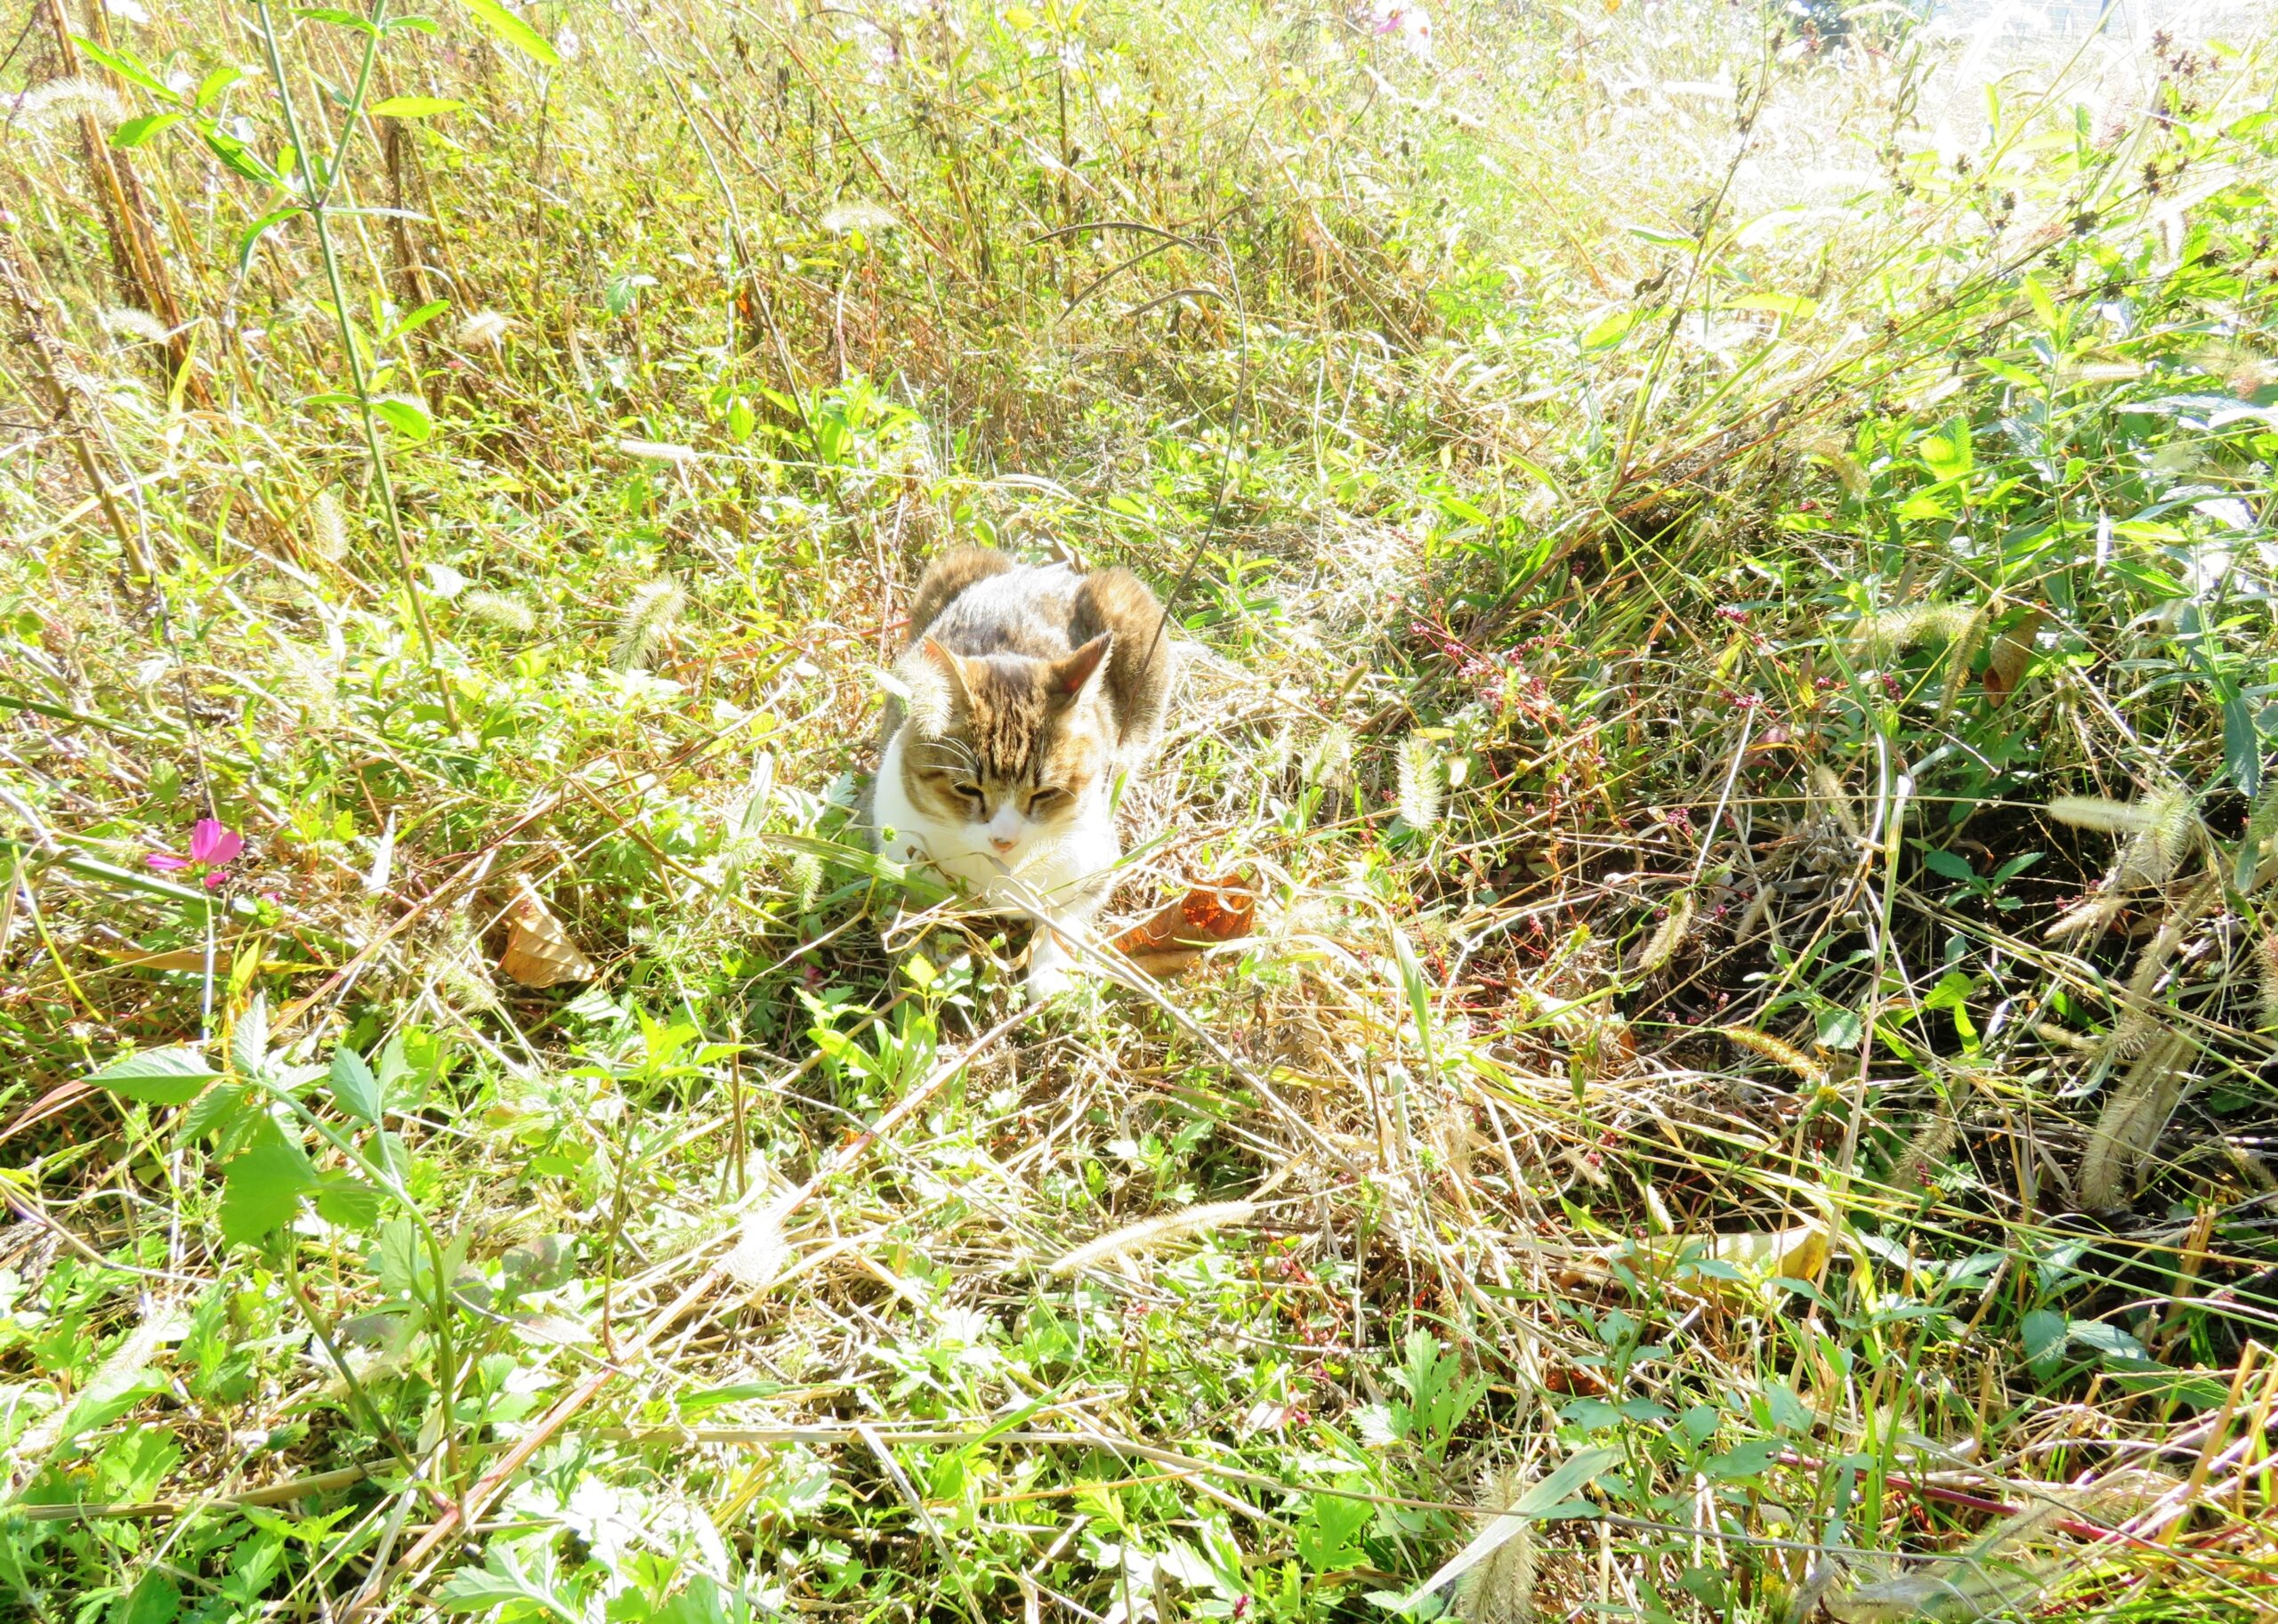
xmin=1363 ymin=0 xmax=1433 ymax=59
xmin=148 ymin=819 xmax=244 ymax=888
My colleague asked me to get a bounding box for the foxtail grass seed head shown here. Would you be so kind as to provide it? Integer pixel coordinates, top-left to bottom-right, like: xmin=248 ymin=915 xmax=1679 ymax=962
xmin=1048 ymin=1201 xmax=1256 ymax=1276
xmin=1454 ymin=1466 xmax=1538 ymax=1624
xmin=1892 ymin=1109 xmax=1959 ymax=1189
xmin=459 ymin=590 xmax=537 ymax=634
xmin=790 ymin=851 xmax=823 ymax=913
xmin=611 ymin=578 xmax=685 ymax=673
xmin=616 ymin=437 xmax=699 ymax=466
xmin=96 ymin=306 xmax=168 ymax=344
xmin=2258 ymin=931 xmax=2278 ymax=1030
xmin=1632 ymin=891 xmax=1693 ymax=975
xmin=456 ymin=309 xmax=513 ymax=349
xmin=306 ymin=489 xmax=347 ymax=561
xmin=10 ymin=77 xmax=128 ymax=132
xmin=1717 ymin=1022 xmax=1829 ymax=1085
xmin=1396 ymin=735 xmax=1444 ymax=830
xmin=1851 ymin=600 xmax=1976 ymax=655
xmin=1304 ymin=723 xmax=1354 ymax=787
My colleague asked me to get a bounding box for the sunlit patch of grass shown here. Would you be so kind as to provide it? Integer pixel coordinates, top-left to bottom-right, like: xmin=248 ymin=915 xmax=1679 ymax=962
xmin=2 ymin=0 xmax=2275 ymax=1619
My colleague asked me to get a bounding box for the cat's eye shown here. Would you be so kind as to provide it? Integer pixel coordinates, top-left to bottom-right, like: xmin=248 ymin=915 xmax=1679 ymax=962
xmin=952 ymin=782 xmax=986 ymax=806
xmin=1026 ymin=788 xmax=1069 ymax=815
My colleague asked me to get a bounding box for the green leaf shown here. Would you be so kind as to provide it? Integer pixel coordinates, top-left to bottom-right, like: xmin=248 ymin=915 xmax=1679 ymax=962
xmin=230 ymin=994 xmax=271 ymax=1079
xmin=1579 ymin=308 xmax=1640 ymax=351
xmin=2067 ymin=1318 xmax=2147 ymax=1361
xmin=180 ymin=1081 xmax=247 ymax=1140
xmin=457 ymin=0 xmax=561 ymax=66
xmin=204 ymin=127 xmax=283 ymax=187
xmin=312 ymin=1175 xmax=386 ymax=1230
xmin=371 ymin=395 xmax=434 ymax=440
xmin=87 ymin=1046 xmax=219 ymax=1105
xmin=1703 ymin=1437 xmax=1781 ymax=1480
xmin=1724 ymin=291 xmax=1816 ymax=320
xmin=69 ymin=35 xmax=170 ymax=96
xmin=111 ymin=112 xmax=183 ymax=149
xmin=2022 ymin=1307 xmax=2066 ymax=1371
xmin=220 ymin=1141 xmax=319 ymax=1246
xmin=237 ymin=206 xmax=303 ymax=271
xmin=1296 ymin=1484 xmax=1373 ymax=1573
xmin=1760 ymin=1379 xmax=1814 ymax=1434
xmin=1919 ymin=847 xmax=1976 ymax=882
xmin=119 ymin=1568 xmax=181 ymax=1624
xmin=367 ymin=95 xmax=467 ymax=117
xmin=298 ymin=6 xmax=380 ymax=31
xmin=328 ymin=1046 xmax=384 ymax=1124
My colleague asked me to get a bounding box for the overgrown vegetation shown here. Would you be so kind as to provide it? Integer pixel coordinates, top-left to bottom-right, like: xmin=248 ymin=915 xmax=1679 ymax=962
xmin=4 ymin=0 xmax=2278 ymax=1617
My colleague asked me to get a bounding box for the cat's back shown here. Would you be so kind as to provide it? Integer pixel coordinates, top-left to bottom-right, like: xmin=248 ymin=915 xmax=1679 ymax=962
xmin=924 ymin=560 xmax=1084 ymax=658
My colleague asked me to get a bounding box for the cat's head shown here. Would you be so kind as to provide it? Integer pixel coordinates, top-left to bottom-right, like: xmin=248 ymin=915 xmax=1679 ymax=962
xmin=895 ymin=634 xmax=1117 ymax=862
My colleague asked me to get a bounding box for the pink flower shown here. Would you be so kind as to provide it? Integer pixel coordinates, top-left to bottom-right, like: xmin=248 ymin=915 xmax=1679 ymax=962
xmin=148 ymin=819 xmax=244 ymax=888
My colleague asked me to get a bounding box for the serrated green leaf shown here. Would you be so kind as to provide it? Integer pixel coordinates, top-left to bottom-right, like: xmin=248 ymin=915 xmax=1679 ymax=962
xmin=328 ymin=1046 xmax=383 ymax=1125
xmin=230 ymin=995 xmax=271 ymax=1079
xmin=220 ymin=1141 xmax=319 ymax=1245
xmin=312 ymin=1175 xmax=385 ymax=1230
xmin=181 ymin=1081 xmax=247 ymax=1141
xmin=458 ymin=0 xmax=560 ymax=66
xmin=2022 ymin=1307 xmax=2066 ymax=1370
xmin=87 ymin=1046 xmax=219 ymax=1105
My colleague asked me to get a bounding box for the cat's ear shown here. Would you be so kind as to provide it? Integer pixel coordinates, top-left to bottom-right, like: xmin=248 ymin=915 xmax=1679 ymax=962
xmin=904 ymin=637 xmax=973 ymax=732
xmin=1046 ymin=634 xmax=1112 ymax=706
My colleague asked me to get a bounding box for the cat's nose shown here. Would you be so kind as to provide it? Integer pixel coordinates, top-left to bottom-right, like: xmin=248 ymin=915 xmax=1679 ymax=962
xmin=990 ymin=835 xmax=1017 ymax=853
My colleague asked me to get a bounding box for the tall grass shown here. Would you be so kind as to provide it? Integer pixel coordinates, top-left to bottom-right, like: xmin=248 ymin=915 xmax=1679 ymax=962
xmin=3 ymin=0 xmax=2277 ymax=1619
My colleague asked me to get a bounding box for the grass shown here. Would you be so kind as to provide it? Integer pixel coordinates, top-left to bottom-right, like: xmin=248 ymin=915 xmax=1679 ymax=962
xmin=4 ymin=0 xmax=2278 ymax=1618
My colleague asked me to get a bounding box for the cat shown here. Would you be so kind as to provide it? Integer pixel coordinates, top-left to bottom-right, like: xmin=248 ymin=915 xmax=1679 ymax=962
xmin=868 ymin=547 xmax=1173 ymax=1001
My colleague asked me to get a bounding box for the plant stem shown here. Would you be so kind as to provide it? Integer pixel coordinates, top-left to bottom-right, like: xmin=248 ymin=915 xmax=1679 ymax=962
xmin=249 ymin=0 xmax=457 ymax=731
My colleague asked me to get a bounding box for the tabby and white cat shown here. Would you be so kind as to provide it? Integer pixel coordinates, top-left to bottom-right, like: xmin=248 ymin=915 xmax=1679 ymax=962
xmin=868 ymin=548 xmax=1172 ymax=1000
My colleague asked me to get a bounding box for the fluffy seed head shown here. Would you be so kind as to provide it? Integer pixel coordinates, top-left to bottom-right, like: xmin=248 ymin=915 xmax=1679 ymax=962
xmin=306 ymin=489 xmax=347 ymax=561
xmin=1395 ymin=735 xmax=1443 ymax=830
xmin=459 ymin=590 xmax=536 ymax=634
xmin=10 ymin=77 xmax=129 ymax=132
xmin=1851 ymin=600 xmax=1977 ymax=655
xmin=456 ymin=309 xmax=513 ymax=349
xmin=97 ymin=306 xmax=168 ymax=344
xmin=616 ymin=437 xmax=699 ymax=466
xmin=611 ymin=578 xmax=686 ymax=673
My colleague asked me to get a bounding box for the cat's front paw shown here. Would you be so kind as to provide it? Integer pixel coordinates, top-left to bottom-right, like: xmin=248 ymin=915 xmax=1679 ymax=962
xmin=1024 ymin=932 xmax=1078 ymax=1006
